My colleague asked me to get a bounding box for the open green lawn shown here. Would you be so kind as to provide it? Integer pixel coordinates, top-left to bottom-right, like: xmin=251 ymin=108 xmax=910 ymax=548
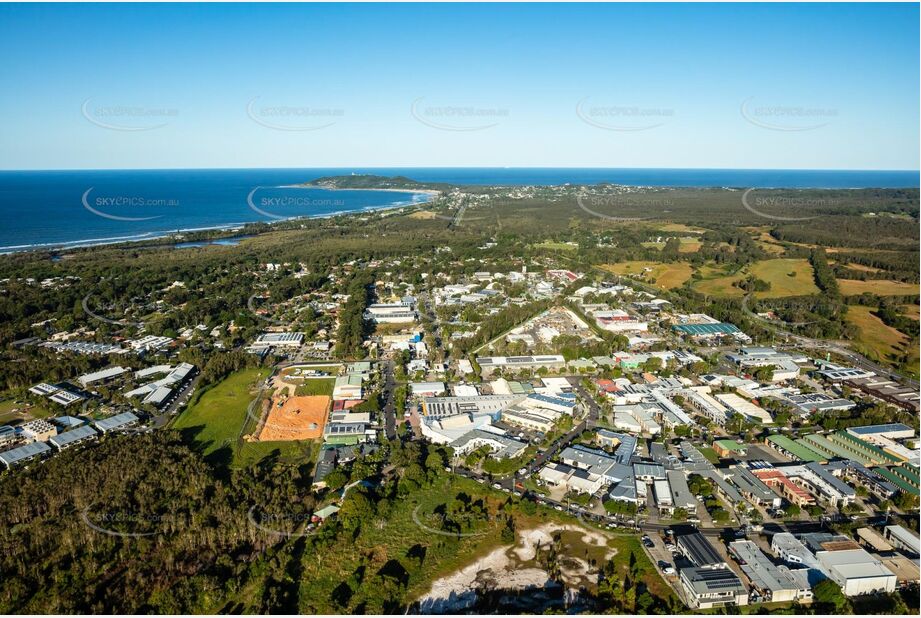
xmin=0 ymin=399 xmax=53 ymax=424
xmin=532 ymin=240 xmax=578 ymax=252
xmin=172 ymin=367 xmax=271 ymax=464
xmin=295 ymin=378 xmax=336 ymax=397
xmin=234 ymin=439 xmax=319 ymax=469
xmin=697 ymin=447 xmax=720 ymax=464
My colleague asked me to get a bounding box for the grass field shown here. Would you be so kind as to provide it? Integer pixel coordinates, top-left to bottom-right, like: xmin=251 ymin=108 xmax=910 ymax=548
xmin=0 ymin=399 xmax=53 ymax=424
xmin=749 ymin=258 xmax=820 ymax=298
xmin=838 ymin=279 xmax=919 ymax=296
xmin=172 ymin=367 xmax=271 ymax=463
xmin=903 ymin=304 xmax=920 ymax=321
xmin=533 ymin=240 xmax=578 ymax=252
xmin=691 ymin=258 xmax=819 ymax=299
xmin=295 ymin=378 xmax=336 ymax=396
xmin=691 ymin=266 xmax=746 ymax=298
xmin=599 ymin=261 xmax=694 ymax=290
xmin=234 ymin=439 xmax=319 ymax=469
xmin=844 ymin=306 xmax=909 ymax=366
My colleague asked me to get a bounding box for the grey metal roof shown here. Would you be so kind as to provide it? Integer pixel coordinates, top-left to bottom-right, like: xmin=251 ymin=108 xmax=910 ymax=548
xmin=49 ymin=424 xmax=98 ymax=449
xmin=0 ymin=441 xmax=51 ymax=467
xmin=93 ymin=411 xmax=139 ymax=432
xmin=677 ymin=531 xmax=725 ymax=567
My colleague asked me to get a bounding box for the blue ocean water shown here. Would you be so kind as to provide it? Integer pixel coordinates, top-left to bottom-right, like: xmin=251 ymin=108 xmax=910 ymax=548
xmin=0 ymin=168 xmax=917 ymax=252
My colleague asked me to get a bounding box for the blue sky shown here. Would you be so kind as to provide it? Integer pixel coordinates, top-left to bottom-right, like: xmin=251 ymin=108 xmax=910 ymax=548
xmin=1 ymin=2 xmax=918 ymax=170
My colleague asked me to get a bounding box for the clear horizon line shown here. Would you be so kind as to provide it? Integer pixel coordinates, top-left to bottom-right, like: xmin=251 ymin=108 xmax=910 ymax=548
xmin=1 ymin=165 xmax=919 ymax=173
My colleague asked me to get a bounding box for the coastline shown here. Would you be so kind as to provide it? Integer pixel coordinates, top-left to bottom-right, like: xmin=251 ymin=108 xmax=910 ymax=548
xmin=0 ymin=189 xmax=436 ymax=256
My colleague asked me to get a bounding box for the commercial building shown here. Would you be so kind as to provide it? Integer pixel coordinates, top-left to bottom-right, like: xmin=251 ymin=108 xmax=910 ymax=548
xmin=450 ymin=429 xmax=528 ymax=459
xmin=476 ymin=355 xmax=566 ymax=375
xmin=93 ymin=411 xmax=139 ymax=433
xmin=752 ymin=468 xmax=816 ymax=507
xmin=677 ymin=530 xmax=726 ymax=568
xmin=365 ymin=302 xmax=416 ymax=323
xmin=49 ymin=424 xmax=98 ymax=450
xmin=728 ymin=540 xmax=813 ymax=603
xmin=884 ymin=525 xmax=920 ymax=557
xmin=765 ymin=434 xmax=826 ymax=463
xmin=729 ymin=465 xmax=781 ymax=508
xmin=774 ymin=532 xmax=898 ymax=597
xmin=77 ymin=366 xmax=129 ymax=387
xmin=726 ymin=347 xmax=801 ymax=382
xmin=679 ymin=567 xmax=749 ymax=609
xmin=715 ymin=393 xmax=773 ymax=425
xmin=409 ymin=381 xmax=447 ymax=397
xmin=0 ymin=441 xmax=52 ymax=469
xmin=667 ymin=469 xmax=697 ymax=511
xmin=842 ymin=376 xmax=920 ymax=413
xmin=333 ymin=375 xmax=363 ymax=400
xmin=19 ymin=419 xmax=57 ymax=442
xmin=421 ymin=394 xmax=519 ymax=419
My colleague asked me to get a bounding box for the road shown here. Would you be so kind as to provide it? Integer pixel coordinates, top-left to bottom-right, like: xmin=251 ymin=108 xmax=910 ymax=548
xmin=742 ymin=293 xmax=919 ymax=389
xmin=381 ymin=360 xmax=397 ymax=440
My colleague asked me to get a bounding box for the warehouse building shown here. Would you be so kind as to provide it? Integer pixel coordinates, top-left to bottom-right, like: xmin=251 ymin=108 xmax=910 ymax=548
xmin=728 ymin=540 xmax=813 ymax=603
xmin=679 ymin=567 xmax=748 ymax=609
xmin=884 ymin=525 xmax=920 ymax=557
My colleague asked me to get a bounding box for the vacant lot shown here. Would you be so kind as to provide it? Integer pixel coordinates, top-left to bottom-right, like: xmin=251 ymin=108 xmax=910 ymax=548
xmin=599 ymin=261 xmax=694 ymax=290
xmin=749 ymin=258 xmax=819 ymax=298
xmin=0 ymin=399 xmax=52 ymax=425
xmin=295 ymin=378 xmax=336 ymax=396
xmin=838 ymin=279 xmax=919 ymax=296
xmin=691 ymin=265 xmax=746 ymax=298
xmin=258 ymin=395 xmax=330 ymax=441
xmin=844 ymin=306 xmax=909 ymax=365
xmin=172 ymin=367 xmax=270 ymax=459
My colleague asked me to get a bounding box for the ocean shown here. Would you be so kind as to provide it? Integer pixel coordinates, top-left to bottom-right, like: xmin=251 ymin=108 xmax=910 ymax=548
xmin=1 ymin=167 xmax=917 ymax=252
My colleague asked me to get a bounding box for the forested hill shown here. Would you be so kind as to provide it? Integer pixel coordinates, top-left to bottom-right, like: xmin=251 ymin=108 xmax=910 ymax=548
xmin=302 ymin=175 xmax=449 ymax=191
xmin=0 ymin=432 xmax=317 ymax=614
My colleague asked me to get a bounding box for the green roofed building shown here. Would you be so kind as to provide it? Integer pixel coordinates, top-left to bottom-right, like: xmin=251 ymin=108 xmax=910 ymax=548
xmin=767 ymin=434 xmax=825 ymax=463
xmin=802 ymin=433 xmax=875 ymax=466
xmin=674 ymin=323 xmax=741 ymax=336
xmin=830 ymin=431 xmax=901 ymax=465
xmin=873 ymin=467 xmax=920 ymax=497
